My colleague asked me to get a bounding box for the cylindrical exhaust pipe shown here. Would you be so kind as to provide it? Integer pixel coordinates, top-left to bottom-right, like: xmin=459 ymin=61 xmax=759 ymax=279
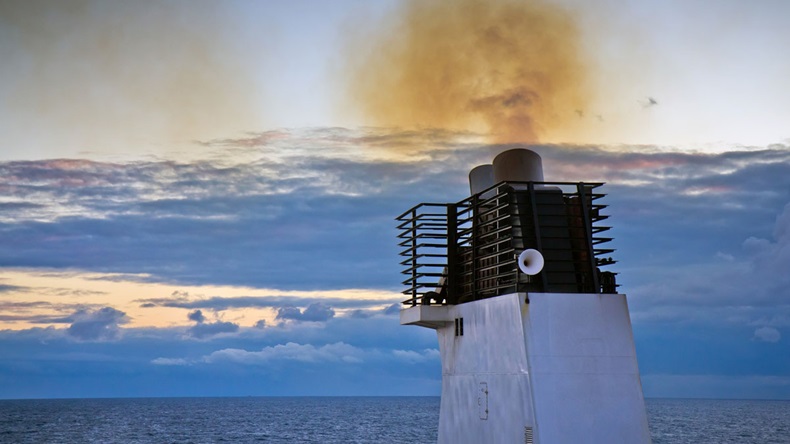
xmin=468 ymin=164 xmax=494 ymax=196
xmin=492 ymin=148 xmax=544 ymax=183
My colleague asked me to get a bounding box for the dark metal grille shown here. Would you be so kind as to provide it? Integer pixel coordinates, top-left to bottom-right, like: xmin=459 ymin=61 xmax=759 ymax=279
xmin=397 ymin=181 xmax=617 ymax=306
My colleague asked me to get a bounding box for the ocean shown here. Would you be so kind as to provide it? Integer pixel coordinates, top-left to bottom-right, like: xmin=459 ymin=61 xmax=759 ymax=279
xmin=1 ymin=397 xmax=788 ymax=443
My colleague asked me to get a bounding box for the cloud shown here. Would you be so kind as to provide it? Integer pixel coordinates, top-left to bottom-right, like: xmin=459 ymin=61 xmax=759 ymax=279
xmin=151 ymin=357 xmax=190 ymax=366
xmin=198 ymin=342 xmax=440 ymax=366
xmin=753 ymin=327 xmax=781 ymax=343
xmin=187 ymin=309 xmax=206 ymax=323
xmin=0 ymin=300 xmax=55 ymax=311
xmin=628 ymin=199 xmax=790 ymax=329
xmin=141 ymin=311 xmax=440 ymax=373
xmin=66 ymin=307 xmax=128 ymax=341
xmin=346 ymin=309 xmax=375 ymax=319
xmin=392 ymin=348 xmax=440 ymax=363
xmin=0 ymin=320 xmax=442 ymax=397
xmin=3 ymin=128 xmax=786 ymax=295
xmin=0 ymin=284 xmax=28 ymax=293
xmin=155 ymin=341 xmax=442 ymax=370
xmin=383 ymin=303 xmax=401 ymax=316
xmin=299 ymin=303 xmax=335 ymax=322
xmin=187 ymin=321 xmax=239 ymax=339
xmin=276 ymin=303 xmax=335 ymax=323
xmin=2 ymin=134 xmax=789 ymax=336
xmin=0 ymin=300 xmax=115 ymax=325
xmin=2 ymin=128 xmax=790 ymax=399
xmin=0 ymin=307 xmax=432 ymax=397
xmin=184 ymin=308 xmax=239 ymax=338
xmin=776 ymin=203 xmax=790 ymax=241
xmin=138 ymin=295 xmax=392 ymax=311
xmin=275 ymin=306 xmax=301 ymax=320
xmin=346 ymin=303 xmax=402 ymax=319
xmin=198 ymin=126 xmax=483 ymax=159
xmin=204 ymin=342 xmax=364 ymax=365
xmin=0 ymin=155 xmax=427 ymax=289
xmin=747 ymin=202 xmax=790 ymax=275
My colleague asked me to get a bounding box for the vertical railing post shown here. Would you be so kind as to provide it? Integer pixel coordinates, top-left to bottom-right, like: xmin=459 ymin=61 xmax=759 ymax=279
xmin=527 ymin=182 xmax=547 ymax=291
xmin=446 ymin=204 xmax=458 ymax=305
xmin=410 ymin=208 xmax=417 ymax=306
xmin=470 ymin=195 xmax=478 ymax=303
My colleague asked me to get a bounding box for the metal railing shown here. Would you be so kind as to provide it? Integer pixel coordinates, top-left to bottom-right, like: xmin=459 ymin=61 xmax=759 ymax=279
xmin=397 ymin=181 xmax=617 ymax=306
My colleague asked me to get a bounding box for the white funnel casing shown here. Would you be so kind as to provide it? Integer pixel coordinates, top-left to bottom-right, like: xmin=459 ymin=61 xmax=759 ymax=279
xmin=492 ymin=148 xmax=544 ymax=183
xmin=401 ymin=292 xmax=651 ymax=444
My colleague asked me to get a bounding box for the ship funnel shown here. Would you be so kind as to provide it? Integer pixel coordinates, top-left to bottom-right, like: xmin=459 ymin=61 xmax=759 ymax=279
xmin=397 ymin=144 xmax=650 ymax=444
xmin=492 ymin=148 xmax=544 ymax=183
xmin=468 ymin=164 xmax=494 ymax=196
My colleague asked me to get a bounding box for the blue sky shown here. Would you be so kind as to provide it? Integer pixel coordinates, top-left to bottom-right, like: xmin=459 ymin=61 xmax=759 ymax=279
xmin=1 ymin=0 xmax=789 ymax=399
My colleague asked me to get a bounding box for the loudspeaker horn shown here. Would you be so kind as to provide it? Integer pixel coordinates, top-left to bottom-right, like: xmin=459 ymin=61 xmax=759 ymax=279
xmin=518 ymin=249 xmax=544 ymax=275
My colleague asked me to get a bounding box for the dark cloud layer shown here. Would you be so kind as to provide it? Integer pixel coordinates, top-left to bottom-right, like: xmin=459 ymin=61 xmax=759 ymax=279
xmin=0 ymin=152 xmax=443 ymax=290
xmin=0 ymin=284 xmax=28 ymax=293
xmin=1 ymin=128 xmax=789 ymax=398
xmin=138 ymin=295 xmax=393 ymax=311
xmin=188 ymin=321 xmax=239 ymax=339
xmin=185 ymin=308 xmax=239 ymax=339
xmin=1 ymin=132 xmax=786 ymax=292
xmin=187 ymin=309 xmax=206 ymax=323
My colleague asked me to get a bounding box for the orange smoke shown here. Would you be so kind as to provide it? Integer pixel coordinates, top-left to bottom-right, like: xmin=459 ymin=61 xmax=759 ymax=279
xmin=346 ymin=0 xmax=591 ymax=144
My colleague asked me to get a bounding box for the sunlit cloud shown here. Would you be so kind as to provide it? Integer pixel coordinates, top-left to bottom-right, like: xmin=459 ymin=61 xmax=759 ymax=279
xmin=0 ymin=268 xmax=401 ymax=332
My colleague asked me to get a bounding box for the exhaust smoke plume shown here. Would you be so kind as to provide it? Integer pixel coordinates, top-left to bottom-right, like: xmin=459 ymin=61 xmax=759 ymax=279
xmin=347 ymin=0 xmax=591 ymax=144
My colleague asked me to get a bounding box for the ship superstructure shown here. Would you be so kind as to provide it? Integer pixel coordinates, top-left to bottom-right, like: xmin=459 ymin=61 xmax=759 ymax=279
xmin=398 ymin=148 xmax=651 ymax=444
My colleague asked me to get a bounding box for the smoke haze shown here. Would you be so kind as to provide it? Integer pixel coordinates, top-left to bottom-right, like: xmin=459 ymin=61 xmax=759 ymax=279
xmin=346 ymin=0 xmax=592 ymax=145
xmin=0 ymin=0 xmax=265 ymax=157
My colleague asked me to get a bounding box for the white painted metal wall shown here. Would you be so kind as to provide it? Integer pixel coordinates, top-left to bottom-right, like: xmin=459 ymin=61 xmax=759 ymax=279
xmin=401 ymin=292 xmax=651 ymax=444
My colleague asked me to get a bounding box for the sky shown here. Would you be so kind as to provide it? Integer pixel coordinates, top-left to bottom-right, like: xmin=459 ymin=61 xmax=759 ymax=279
xmin=0 ymin=0 xmax=789 ymax=400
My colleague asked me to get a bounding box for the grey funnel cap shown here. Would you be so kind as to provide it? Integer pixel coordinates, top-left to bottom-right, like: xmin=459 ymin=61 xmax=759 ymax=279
xmin=469 ymin=164 xmax=494 ymax=196
xmin=492 ymin=148 xmax=544 ymax=183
